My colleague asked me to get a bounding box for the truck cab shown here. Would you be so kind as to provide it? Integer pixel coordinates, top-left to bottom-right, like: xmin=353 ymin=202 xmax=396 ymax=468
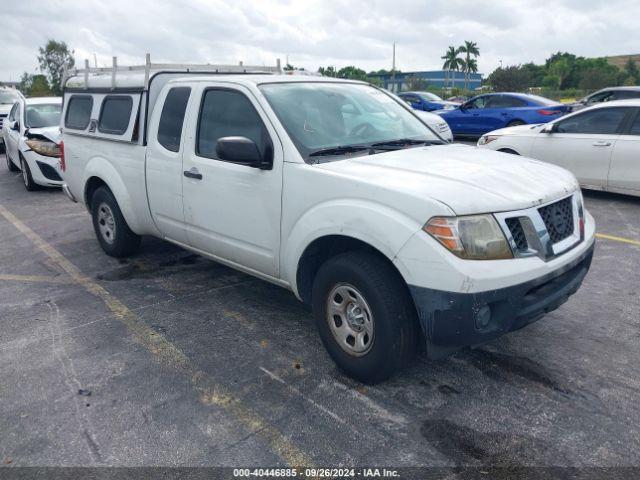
xmin=60 ymin=58 xmax=596 ymax=383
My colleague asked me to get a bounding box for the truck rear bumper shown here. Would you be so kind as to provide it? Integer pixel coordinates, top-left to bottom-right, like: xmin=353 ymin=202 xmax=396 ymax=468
xmin=409 ymin=241 xmax=595 ymax=359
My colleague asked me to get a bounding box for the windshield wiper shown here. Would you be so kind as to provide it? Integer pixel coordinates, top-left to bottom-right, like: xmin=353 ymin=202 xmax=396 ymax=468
xmin=371 ymin=138 xmax=439 ymax=150
xmin=308 ymin=145 xmax=372 ymax=158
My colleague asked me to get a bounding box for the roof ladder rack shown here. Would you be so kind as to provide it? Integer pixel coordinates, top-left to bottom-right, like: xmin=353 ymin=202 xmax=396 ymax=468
xmin=63 ymin=53 xmax=283 ymax=91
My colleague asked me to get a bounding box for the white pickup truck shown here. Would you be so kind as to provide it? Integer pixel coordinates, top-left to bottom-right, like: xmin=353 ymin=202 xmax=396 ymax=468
xmin=60 ymin=59 xmax=595 ymax=383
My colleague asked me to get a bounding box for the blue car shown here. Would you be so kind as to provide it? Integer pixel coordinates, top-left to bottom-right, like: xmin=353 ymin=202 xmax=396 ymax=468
xmin=398 ymin=91 xmax=461 ymax=112
xmin=435 ymin=93 xmax=570 ymax=137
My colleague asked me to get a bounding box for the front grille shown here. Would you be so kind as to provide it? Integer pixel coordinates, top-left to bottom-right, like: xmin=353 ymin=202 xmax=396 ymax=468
xmin=0 ymin=114 xmax=6 ymax=129
xmin=505 ymin=217 xmax=528 ymax=251
xmin=36 ymin=161 xmax=62 ymax=181
xmin=538 ymin=197 xmax=574 ymax=244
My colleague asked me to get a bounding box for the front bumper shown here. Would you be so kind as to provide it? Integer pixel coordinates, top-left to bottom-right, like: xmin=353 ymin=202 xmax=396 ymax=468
xmin=409 ymin=241 xmax=595 ymax=358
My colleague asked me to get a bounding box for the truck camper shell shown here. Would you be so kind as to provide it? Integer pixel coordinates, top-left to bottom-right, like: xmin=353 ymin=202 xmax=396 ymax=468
xmin=61 ymin=54 xmax=282 ymax=144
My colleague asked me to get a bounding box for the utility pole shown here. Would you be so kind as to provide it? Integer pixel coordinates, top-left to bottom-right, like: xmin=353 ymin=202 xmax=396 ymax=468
xmin=94 ymin=53 xmax=98 ymax=68
xmin=391 ymin=42 xmax=396 ymax=92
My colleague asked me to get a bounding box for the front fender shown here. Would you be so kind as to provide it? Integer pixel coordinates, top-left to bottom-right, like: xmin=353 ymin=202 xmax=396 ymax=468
xmin=83 ymin=156 xmax=145 ymax=234
xmin=282 ymin=199 xmax=424 ymax=298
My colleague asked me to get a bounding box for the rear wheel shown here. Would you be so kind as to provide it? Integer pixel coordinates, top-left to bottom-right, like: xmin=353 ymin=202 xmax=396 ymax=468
xmin=90 ymin=186 xmax=141 ymax=257
xmin=507 ymin=120 xmax=526 ymax=127
xmin=312 ymin=251 xmax=418 ymax=383
xmin=20 ymin=156 xmax=38 ymax=191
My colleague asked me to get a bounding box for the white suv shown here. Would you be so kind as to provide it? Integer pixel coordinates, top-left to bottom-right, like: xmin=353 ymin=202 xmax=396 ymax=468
xmin=60 ymin=62 xmax=596 ymax=382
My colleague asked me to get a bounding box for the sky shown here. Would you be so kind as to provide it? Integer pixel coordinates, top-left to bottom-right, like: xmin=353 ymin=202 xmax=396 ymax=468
xmin=2 ymin=0 xmax=640 ymax=82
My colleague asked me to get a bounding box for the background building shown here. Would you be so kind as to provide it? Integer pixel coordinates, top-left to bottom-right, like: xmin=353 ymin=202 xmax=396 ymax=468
xmin=373 ymin=70 xmax=483 ymax=92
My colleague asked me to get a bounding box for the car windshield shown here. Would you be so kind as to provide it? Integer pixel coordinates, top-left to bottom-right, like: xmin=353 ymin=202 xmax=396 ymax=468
xmin=0 ymin=91 xmax=20 ymax=104
xmin=418 ymin=92 xmax=443 ymax=102
xmin=25 ymin=103 xmax=62 ymax=128
xmin=259 ymin=82 xmax=440 ymax=162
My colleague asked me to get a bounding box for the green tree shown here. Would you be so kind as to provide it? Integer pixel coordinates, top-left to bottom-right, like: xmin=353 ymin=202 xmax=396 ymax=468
xmin=548 ymin=57 xmax=572 ymax=89
xmin=441 ymin=46 xmax=464 ymax=88
xmin=459 ymin=40 xmax=480 ymax=90
xmin=579 ymin=68 xmax=618 ymax=90
xmin=624 ymin=58 xmax=639 ymax=83
xmin=336 ymin=66 xmax=368 ymax=82
xmin=318 ymin=66 xmax=338 ymax=77
xmin=37 ymin=39 xmax=75 ymax=95
xmin=486 ymin=65 xmax=531 ymax=92
xmin=17 ymin=73 xmax=53 ymax=97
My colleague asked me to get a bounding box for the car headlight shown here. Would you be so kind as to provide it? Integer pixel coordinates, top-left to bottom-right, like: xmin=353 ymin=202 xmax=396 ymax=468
xmin=424 ymin=215 xmax=513 ymax=260
xmin=477 ymin=135 xmax=500 ymax=146
xmin=25 ymin=139 xmax=60 ymax=157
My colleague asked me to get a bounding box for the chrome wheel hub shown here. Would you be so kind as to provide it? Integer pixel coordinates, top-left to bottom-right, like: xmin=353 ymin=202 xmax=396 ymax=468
xmin=97 ymin=202 xmax=116 ymax=244
xmin=326 ymin=283 xmax=374 ymax=356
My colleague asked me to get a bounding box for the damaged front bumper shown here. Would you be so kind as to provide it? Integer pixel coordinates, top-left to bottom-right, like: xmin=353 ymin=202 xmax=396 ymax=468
xmin=409 ymin=241 xmax=595 ymax=359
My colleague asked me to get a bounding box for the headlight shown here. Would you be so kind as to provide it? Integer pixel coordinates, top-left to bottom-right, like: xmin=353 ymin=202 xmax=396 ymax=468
xmin=424 ymin=215 xmax=513 ymax=260
xmin=25 ymin=139 xmax=60 ymax=157
xmin=478 ymin=135 xmax=499 ymax=146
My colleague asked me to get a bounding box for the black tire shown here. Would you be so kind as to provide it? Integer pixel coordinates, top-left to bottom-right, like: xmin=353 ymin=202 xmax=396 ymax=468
xmin=20 ymin=156 xmax=38 ymax=191
xmin=498 ymin=148 xmax=520 ymax=155
xmin=6 ymin=152 xmax=19 ymax=172
xmin=507 ymin=120 xmax=526 ymax=127
xmin=312 ymin=251 xmax=418 ymax=384
xmin=90 ymin=186 xmax=141 ymax=258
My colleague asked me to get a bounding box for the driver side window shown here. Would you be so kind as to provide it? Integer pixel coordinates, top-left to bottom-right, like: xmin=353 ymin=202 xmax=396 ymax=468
xmin=467 ymin=96 xmax=487 ymax=109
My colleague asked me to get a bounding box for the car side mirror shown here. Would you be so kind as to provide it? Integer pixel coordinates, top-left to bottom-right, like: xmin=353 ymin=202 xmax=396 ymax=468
xmin=542 ymin=123 xmax=558 ymax=134
xmin=216 ymin=136 xmax=272 ymax=170
xmin=10 ymin=121 xmax=20 ymax=131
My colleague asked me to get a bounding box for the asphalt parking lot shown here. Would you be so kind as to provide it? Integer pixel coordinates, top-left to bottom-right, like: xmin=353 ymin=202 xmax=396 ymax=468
xmin=0 ymin=151 xmax=639 ymax=472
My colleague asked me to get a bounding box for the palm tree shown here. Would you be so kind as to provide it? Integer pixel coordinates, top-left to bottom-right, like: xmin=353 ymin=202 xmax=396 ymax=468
xmin=441 ymin=46 xmax=463 ymax=88
xmin=465 ymin=58 xmax=478 ymax=91
xmin=460 ymin=40 xmax=480 ymax=90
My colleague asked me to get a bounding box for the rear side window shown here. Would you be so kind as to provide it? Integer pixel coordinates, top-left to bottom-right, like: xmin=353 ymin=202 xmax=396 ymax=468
xmin=65 ymin=95 xmax=93 ymax=130
xmin=157 ymin=87 xmax=191 ymax=152
xmin=98 ymin=96 xmax=133 ymax=135
xmin=556 ymin=107 xmax=627 ymax=135
xmin=197 ymin=89 xmax=271 ymax=161
xmin=612 ymin=90 xmax=640 ymax=100
xmin=628 ymin=111 xmax=640 ymax=135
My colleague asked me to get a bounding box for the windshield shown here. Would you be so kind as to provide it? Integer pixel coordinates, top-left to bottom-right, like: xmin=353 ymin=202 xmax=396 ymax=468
xmin=259 ymin=82 xmax=440 ymax=162
xmin=0 ymin=90 xmax=20 ymax=105
xmin=418 ymin=92 xmax=443 ymax=102
xmin=25 ymin=103 xmax=62 ymax=128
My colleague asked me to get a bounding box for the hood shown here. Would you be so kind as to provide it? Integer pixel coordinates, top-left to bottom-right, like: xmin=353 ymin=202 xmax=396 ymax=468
xmin=26 ymin=126 xmax=60 ymax=144
xmin=317 ymin=144 xmax=579 ymax=216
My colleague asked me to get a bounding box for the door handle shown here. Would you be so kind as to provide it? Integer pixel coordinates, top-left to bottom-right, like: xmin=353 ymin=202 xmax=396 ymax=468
xmin=592 ymin=141 xmax=612 ymax=147
xmin=183 ymin=168 xmax=203 ymax=180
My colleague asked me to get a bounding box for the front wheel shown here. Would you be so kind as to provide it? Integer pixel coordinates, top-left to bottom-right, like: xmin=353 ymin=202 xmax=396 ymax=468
xmin=20 ymin=156 xmax=38 ymax=191
xmin=91 ymin=186 xmax=141 ymax=257
xmin=6 ymin=152 xmax=20 ymax=172
xmin=312 ymin=251 xmax=418 ymax=383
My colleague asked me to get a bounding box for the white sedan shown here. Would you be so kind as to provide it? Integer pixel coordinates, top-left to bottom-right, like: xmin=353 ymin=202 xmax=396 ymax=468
xmin=477 ymin=100 xmax=640 ymax=197
xmin=2 ymin=96 xmax=63 ymax=191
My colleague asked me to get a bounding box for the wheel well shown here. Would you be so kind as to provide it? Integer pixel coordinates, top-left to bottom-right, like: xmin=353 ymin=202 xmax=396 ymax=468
xmin=84 ymin=177 xmax=109 ymax=211
xmin=296 ymin=235 xmax=406 ymax=305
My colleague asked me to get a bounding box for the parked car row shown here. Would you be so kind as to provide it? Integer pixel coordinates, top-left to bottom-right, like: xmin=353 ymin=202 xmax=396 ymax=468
xmin=477 ymin=100 xmax=640 ymax=197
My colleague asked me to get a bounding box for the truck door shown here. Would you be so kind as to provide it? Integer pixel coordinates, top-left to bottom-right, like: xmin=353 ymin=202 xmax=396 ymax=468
xmin=146 ymin=86 xmax=192 ymax=243
xmin=181 ymin=84 xmax=283 ymax=277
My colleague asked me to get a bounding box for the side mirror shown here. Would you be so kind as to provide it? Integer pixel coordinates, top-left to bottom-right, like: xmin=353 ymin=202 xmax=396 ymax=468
xmin=542 ymin=123 xmax=558 ymax=134
xmin=216 ymin=136 xmax=272 ymax=170
xmin=10 ymin=121 xmax=20 ymax=132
